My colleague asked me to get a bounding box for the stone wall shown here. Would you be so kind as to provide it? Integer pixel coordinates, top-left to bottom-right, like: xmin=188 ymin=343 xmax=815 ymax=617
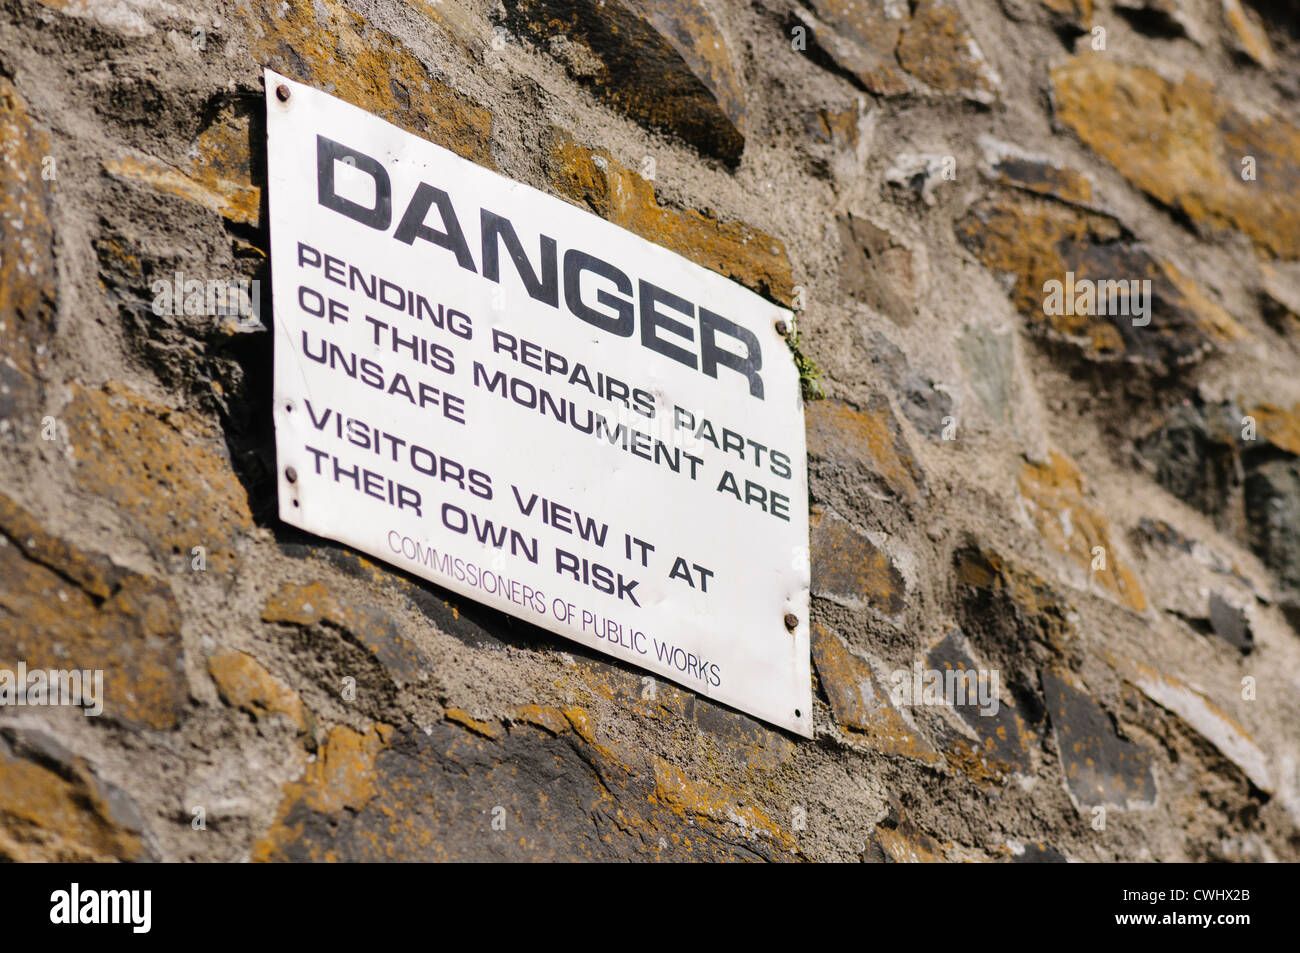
xmin=2 ymin=0 xmax=1299 ymax=861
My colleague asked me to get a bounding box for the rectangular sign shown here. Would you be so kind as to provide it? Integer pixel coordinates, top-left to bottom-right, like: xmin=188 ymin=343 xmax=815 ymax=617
xmin=265 ymin=70 xmax=812 ymax=735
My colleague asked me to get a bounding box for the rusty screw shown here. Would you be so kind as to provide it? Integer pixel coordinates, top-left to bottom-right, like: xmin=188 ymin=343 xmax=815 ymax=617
xmin=774 ymin=319 xmax=789 ymax=337
xmin=784 ymin=612 xmax=798 ymax=631
xmin=285 ymin=466 xmax=298 ymax=484
xmin=276 ymin=84 xmax=290 ymax=102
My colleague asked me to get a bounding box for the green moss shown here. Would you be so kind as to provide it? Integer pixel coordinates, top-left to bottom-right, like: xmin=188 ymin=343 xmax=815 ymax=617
xmin=783 ymin=322 xmax=824 ymax=401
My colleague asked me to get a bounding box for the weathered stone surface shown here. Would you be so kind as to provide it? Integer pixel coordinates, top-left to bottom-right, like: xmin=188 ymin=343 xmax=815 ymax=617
xmin=0 ymin=78 xmax=55 ymax=436
xmin=1130 ymin=518 xmax=1259 ymax=631
xmin=838 ymin=214 xmax=921 ymax=323
xmin=953 ymin=544 xmax=1078 ymax=662
xmin=208 ymin=651 xmax=307 ymax=730
xmin=509 ymin=703 xmax=572 ymax=736
xmin=652 ymin=758 xmax=792 ymax=848
xmin=104 ymin=102 xmax=260 ymax=226
xmin=1244 ymin=459 xmax=1300 ymax=593
xmin=548 ymin=654 xmax=797 ymax=770
xmin=1245 ymin=400 xmax=1300 ymax=455
xmin=1127 ymin=660 xmax=1272 ymax=793
xmin=1134 ymin=398 xmax=1243 ymax=517
xmin=896 ymin=0 xmax=1001 ymax=103
xmin=253 ymin=717 xmax=799 ymax=861
xmin=859 ymin=331 xmax=953 ymax=439
xmin=808 ymin=103 xmax=861 ymax=152
xmin=1134 ymin=397 xmax=1300 ymax=595
xmin=279 ymin=542 xmax=519 ymax=654
xmin=979 ymin=135 xmax=1097 ymax=207
xmin=809 ymin=507 xmax=906 ymax=614
xmin=0 ymin=727 xmax=156 ymax=861
xmin=688 ymin=700 xmax=797 ymax=771
xmin=1259 ymin=262 xmax=1300 ymax=335
xmin=1018 ymin=451 xmax=1148 ymax=612
xmin=1130 ymin=517 xmax=1254 ymax=592
xmin=1135 ymin=398 xmax=1300 ymax=602
xmin=1041 ymin=670 xmax=1156 ymax=809
xmin=1207 ymin=592 xmax=1253 ymax=653
xmin=864 ymin=802 xmax=947 ymax=862
xmin=1134 ymin=516 xmax=1197 ymax=555
xmin=504 ymin=0 xmax=745 ymax=164
xmin=1222 ymin=0 xmax=1276 ymax=70
xmin=88 ymin=215 xmax=264 ymax=409
xmin=404 ymin=0 xmax=486 ymax=59
xmin=1010 ymin=840 xmax=1068 ymax=862
xmin=1037 ymin=0 xmax=1093 ymax=30
xmin=956 ymin=325 xmax=1016 ymax=425
xmin=956 ymin=194 xmax=1245 ymax=371
xmin=30 ymin=0 xmax=160 ymax=35
xmin=927 ymin=631 xmax=1036 ymax=783
xmin=0 ymin=492 xmax=186 ymax=730
xmin=1052 ymin=55 xmax=1300 ymax=258
xmin=800 ymin=0 xmax=999 ymax=102
xmin=1114 ymin=0 xmax=1201 ymax=41
xmin=810 ymin=623 xmax=941 ymax=761
xmin=807 ymin=396 xmax=925 ymax=502
xmin=444 ymin=707 xmax=505 ymax=741
xmin=548 ymin=129 xmax=793 ymax=302
xmin=63 ymin=383 xmax=253 ymax=577
xmin=252 ymin=723 xmax=393 ymax=861
xmin=238 ymin=0 xmax=493 ymax=167
xmin=798 ymin=0 xmax=909 ymax=96
xmin=262 ymin=581 xmax=429 ymax=689
xmin=886 ymin=152 xmax=955 ymax=206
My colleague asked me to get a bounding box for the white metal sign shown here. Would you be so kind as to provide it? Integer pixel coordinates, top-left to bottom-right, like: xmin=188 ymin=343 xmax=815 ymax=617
xmin=265 ymin=70 xmax=812 ymax=735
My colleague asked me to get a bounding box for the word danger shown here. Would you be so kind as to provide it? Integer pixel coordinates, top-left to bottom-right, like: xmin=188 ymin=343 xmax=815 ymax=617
xmin=315 ymin=135 xmax=767 ymax=400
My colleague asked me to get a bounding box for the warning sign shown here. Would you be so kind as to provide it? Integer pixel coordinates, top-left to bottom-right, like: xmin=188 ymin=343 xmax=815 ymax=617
xmin=265 ymin=70 xmax=812 ymax=735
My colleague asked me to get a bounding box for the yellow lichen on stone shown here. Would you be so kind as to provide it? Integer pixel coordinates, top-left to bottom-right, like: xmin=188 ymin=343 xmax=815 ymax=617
xmin=0 ymin=493 xmax=187 ymax=730
xmin=0 ymin=77 xmax=55 ymax=417
xmin=62 ymin=383 xmax=253 ymax=577
xmin=251 ymin=723 xmax=393 ymax=861
xmin=1052 ymin=55 xmax=1300 ymax=259
xmin=1018 ymin=451 xmax=1148 ymax=612
xmin=0 ymin=744 xmax=150 ymax=862
xmin=1222 ymin=0 xmax=1276 ymax=71
xmin=896 ymin=0 xmax=1000 ymax=103
xmin=651 ymin=759 xmax=792 ymax=848
xmin=209 ymin=651 xmax=306 ymax=730
xmin=238 ymin=0 xmax=493 ymax=167
xmin=810 ymin=622 xmax=941 ymax=762
xmin=444 ymin=708 xmax=503 ymax=741
xmin=806 ymin=398 xmax=924 ymax=501
xmin=104 ymin=107 xmax=261 ymax=226
xmin=1244 ymin=401 xmax=1300 ymax=455
xmin=548 ymin=129 xmax=793 ymax=303
xmin=509 ymin=704 xmax=572 ymax=735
